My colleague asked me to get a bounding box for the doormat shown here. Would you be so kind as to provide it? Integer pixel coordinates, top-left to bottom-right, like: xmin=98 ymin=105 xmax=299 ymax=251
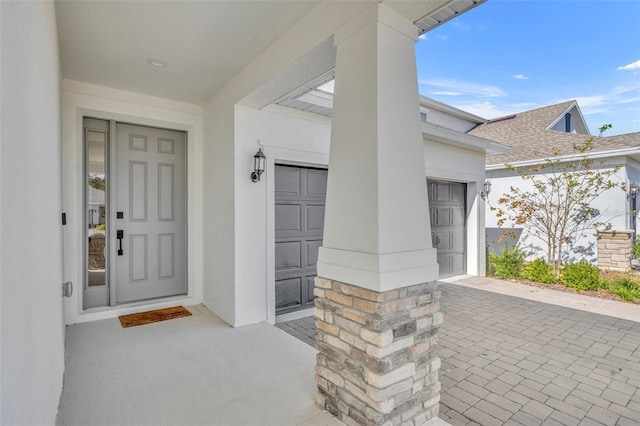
xmin=118 ymin=306 xmax=192 ymax=328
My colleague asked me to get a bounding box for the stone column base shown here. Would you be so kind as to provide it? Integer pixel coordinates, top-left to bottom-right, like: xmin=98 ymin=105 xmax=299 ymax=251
xmin=597 ymin=229 xmax=633 ymax=271
xmin=314 ymin=277 xmax=442 ymax=426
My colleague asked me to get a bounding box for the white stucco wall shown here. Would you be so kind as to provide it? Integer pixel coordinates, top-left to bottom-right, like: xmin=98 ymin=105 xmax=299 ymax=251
xmin=424 ymin=140 xmax=488 ymax=276
xmin=1 ymin=2 xmax=65 ymax=424
xmin=422 ymin=108 xmax=479 ymax=133
xmin=61 ymin=80 xmax=204 ymax=324
xmin=485 ymin=159 xmax=630 ymax=263
xmin=234 ymin=105 xmax=331 ymax=325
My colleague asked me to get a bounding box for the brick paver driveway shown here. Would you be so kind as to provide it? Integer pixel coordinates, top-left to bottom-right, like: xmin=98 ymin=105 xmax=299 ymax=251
xmin=277 ymin=283 xmax=640 ymax=425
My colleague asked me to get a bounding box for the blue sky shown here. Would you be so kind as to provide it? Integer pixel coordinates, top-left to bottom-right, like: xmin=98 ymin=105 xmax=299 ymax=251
xmin=415 ymin=0 xmax=640 ymax=136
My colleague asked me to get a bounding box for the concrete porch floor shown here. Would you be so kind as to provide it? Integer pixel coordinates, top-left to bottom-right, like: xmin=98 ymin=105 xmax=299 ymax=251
xmin=56 ymin=304 xmax=342 ymax=426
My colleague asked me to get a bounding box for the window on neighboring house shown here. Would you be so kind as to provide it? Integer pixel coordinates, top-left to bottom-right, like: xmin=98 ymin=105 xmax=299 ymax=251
xmin=565 ymin=113 xmax=572 ymax=132
xmin=420 ymin=112 xmax=428 ymax=122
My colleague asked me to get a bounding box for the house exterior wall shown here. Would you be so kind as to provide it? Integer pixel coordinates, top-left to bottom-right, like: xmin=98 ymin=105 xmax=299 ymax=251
xmin=421 ymin=108 xmax=479 ymax=133
xmin=234 ymin=105 xmax=331 ymax=325
xmin=0 ymin=2 xmax=65 ymax=424
xmin=424 ymin=140 xmax=488 ymax=276
xmin=61 ymin=80 xmax=204 ymax=324
xmin=485 ymin=159 xmax=629 ymax=263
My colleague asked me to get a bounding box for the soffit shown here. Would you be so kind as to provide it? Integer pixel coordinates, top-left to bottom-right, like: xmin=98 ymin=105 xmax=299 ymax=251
xmin=56 ymin=0 xmax=321 ymax=105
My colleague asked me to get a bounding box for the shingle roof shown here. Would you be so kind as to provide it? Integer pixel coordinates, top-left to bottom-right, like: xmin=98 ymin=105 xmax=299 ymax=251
xmin=470 ymin=100 xmax=640 ymax=166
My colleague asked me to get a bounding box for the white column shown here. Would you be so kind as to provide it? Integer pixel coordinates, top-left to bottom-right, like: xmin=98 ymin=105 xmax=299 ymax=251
xmin=317 ymin=4 xmax=438 ymax=292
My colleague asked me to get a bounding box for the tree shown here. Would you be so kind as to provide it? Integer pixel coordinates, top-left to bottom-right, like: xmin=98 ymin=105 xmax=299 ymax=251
xmin=492 ymin=125 xmax=622 ymax=275
xmin=88 ymin=174 xmax=105 ymax=191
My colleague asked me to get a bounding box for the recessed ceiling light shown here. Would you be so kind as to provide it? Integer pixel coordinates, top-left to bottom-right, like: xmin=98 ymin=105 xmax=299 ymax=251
xmin=147 ymin=58 xmax=168 ymax=67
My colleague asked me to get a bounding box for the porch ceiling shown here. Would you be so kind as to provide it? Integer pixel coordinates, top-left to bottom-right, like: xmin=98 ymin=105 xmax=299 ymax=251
xmin=56 ymin=1 xmax=486 ymax=107
xmin=55 ymin=0 xmax=321 ymax=104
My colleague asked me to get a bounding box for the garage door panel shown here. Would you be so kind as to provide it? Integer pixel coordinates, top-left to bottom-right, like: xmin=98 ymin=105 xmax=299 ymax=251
xmin=434 ymin=231 xmax=450 ymax=250
xmin=275 ymin=204 xmax=301 ymax=233
xmin=437 ymin=253 xmax=452 ymax=276
xmin=450 ymin=253 xmax=465 ymax=274
xmin=307 ymin=170 xmax=328 ymax=196
xmin=276 ymin=278 xmax=302 ymax=309
xmin=306 ymin=204 xmax=325 ymax=232
xmin=275 ymin=241 xmax=301 ymax=271
xmin=450 ymin=184 xmax=465 ymax=202
xmin=452 ymin=208 xmax=465 ymax=226
xmin=275 ymin=167 xmax=301 ymax=195
xmin=306 ymin=239 xmax=322 ymax=267
xmin=451 ymin=231 xmax=465 ymax=251
xmin=435 ymin=207 xmax=450 ymax=227
xmin=305 ymin=276 xmax=316 ymax=304
xmin=436 ymin=182 xmax=449 ymax=201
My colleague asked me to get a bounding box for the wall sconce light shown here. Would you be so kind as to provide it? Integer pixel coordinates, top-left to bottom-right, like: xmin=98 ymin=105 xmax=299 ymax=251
xmin=628 ymin=183 xmax=639 ymax=199
xmin=250 ymin=148 xmax=266 ymax=182
xmin=481 ymin=180 xmax=492 ymax=200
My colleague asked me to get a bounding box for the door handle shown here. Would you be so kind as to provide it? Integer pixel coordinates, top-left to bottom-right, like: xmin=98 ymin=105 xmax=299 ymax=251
xmin=117 ymin=230 xmax=124 ymax=256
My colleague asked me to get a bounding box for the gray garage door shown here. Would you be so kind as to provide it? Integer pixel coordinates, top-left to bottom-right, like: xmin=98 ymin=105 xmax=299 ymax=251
xmin=428 ymin=180 xmax=467 ymax=278
xmin=275 ymin=165 xmax=327 ymax=315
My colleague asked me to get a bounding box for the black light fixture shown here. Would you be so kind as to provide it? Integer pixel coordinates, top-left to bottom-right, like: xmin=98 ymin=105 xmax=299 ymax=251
xmin=628 ymin=183 xmax=639 ymax=199
xmin=481 ymin=180 xmax=492 ymax=200
xmin=251 ymin=148 xmax=266 ymax=182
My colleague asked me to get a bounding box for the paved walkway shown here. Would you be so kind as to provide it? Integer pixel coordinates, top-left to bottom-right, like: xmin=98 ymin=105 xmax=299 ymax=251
xmin=278 ymin=278 xmax=640 ymax=425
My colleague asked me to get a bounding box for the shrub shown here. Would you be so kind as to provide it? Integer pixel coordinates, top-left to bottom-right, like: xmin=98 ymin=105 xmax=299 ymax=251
xmin=633 ymin=238 xmax=640 ymax=259
xmin=607 ymin=278 xmax=640 ymax=302
xmin=560 ymin=261 xmax=603 ymax=291
xmin=521 ymin=259 xmax=556 ymax=283
xmin=488 ymin=245 xmax=525 ymax=279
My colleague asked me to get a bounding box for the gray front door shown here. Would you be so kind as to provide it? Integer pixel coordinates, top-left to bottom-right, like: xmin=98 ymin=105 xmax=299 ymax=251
xmin=428 ymin=180 xmax=466 ymax=278
xmin=114 ymin=123 xmax=187 ymax=303
xmin=275 ymin=165 xmax=327 ymax=315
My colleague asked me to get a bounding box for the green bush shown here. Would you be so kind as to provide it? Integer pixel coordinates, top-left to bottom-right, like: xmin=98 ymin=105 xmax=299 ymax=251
xmin=560 ymin=261 xmax=603 ymax=291
xmin=521 ymin=259 xmax=556 ymax=283
xmin=607 ymin=278 xmax=640 ymax=302
xmin=633 ymin=238 xmax=640 ymax=259
xmin=488 ymin=245 xmax=525 ymax=279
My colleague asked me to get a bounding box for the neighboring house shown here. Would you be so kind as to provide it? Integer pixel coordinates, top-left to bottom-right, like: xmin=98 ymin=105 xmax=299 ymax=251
xmin=2 ymin=1 xmax=493 ymax=425
xmin=87 ymin=186 xmax=105 ymax=229
xmin=472 ymin=100 xmax=640 ymax=262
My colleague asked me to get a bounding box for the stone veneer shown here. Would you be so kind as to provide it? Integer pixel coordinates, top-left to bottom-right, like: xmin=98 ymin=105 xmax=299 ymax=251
xmin=314 ymin=277 xmax=442 ymax=426
xmin=597 ymin=229 xmax=633 ymax=271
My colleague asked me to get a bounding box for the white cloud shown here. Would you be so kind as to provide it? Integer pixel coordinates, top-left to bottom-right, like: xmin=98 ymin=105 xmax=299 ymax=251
xmin=511 ymin=102 xmax=537 ymax=109
xmin=513 ymin=74 xmax=528 ymax=80
xmin=619 ymin=97 xmax=640 ymax=104
xmin=568 ymin=96 xmax=609 ymax=116
xmin=450 ymin=101 xmax=519 ymax=119
xmin=612 ymin=84 xmax=640 ymax=95
xmin=574 ymin=95 xmax=607 ymax=108
xmin=419 ymin=78 xmax=507 ymax=98
xmin=418 ymin=34 xmax=428 ymax=41
xmin=436 ymin=34 xmax=449 ymax=40
xmin=616 ymin=60 xmax=640 ymax=71
xmin=429 ymin=91 xmax=463 ymax=96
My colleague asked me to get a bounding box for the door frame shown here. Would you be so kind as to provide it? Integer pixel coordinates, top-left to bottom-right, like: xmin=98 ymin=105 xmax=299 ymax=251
xmin=262 ymin=142 xmax=329 ymax=324
xmin=62 ymin=86 xmax=203 ymax=325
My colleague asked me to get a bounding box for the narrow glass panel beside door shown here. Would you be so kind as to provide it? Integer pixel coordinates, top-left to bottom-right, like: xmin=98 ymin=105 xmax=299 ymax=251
xmin=83 ymin=117 xmax=111 ymax=309
xmin=87 ymin=130 xmax=107 ymax=287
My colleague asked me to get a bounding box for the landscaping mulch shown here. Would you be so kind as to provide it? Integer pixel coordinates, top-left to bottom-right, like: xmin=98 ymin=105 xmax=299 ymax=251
xmin=499 ymin=273 xmax=640 ymax=305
